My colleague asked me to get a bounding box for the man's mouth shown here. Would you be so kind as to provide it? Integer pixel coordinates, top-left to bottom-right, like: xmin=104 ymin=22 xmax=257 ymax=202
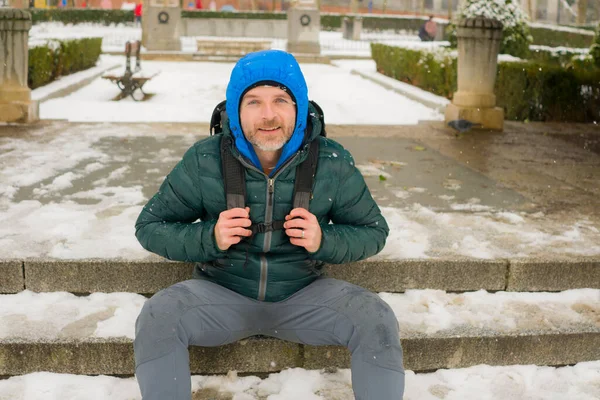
xmin=259 ymin=127 xmax=280 ymax=132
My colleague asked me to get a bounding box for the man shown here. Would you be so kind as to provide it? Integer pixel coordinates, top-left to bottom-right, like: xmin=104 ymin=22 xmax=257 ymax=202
xmin=133 ymin=50 xmax=404 ymax=400
xmin=418 ymin=15 xmax=437 ymax=42
xmin=134 ymin=0 xmax=142 ymax=25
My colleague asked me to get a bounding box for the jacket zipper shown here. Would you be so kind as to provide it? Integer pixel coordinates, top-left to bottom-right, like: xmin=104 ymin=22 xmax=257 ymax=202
xmin=234 ymin=149 xmax=304 ymax=301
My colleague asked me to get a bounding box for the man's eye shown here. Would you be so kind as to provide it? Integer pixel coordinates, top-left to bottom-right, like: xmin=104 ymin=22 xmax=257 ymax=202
xmin=246 ymin=100 xmax=258 ymax=105
xmin=275 ymin=98 xmax=289 ymax=104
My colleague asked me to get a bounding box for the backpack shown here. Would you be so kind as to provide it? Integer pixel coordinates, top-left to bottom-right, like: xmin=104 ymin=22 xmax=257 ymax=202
xmin=209 ymin=100 xmax=327 ymax=235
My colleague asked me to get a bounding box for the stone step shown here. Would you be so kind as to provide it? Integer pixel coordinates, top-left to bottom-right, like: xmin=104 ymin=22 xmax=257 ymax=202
xmin=0 ymin=289 xmax=598 ymax=375
xmin=2 ymin=258 xmax=599 ymax=295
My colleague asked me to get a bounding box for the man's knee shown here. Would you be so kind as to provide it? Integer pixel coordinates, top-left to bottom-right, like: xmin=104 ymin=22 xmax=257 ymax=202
xmin=341 ymin=289 xmax=403 ymax=370
xmin=134 ymin=283 xmax=201 ymax=367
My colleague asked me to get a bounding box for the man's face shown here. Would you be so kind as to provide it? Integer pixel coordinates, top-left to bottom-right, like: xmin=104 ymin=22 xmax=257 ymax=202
xmin=239 ymin=85 xmax=296 ymax=152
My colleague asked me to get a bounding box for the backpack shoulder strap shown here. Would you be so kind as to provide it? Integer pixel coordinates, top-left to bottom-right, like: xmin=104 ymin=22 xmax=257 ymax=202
xmin=292 ymin=139 xmax=319 ymax=210
xmin=220 ymin=136 xmax=246 ymax=210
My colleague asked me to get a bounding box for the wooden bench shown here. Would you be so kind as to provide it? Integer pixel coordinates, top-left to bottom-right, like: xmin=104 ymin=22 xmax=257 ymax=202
xmin=196 ymin=39 xmax=271 ymax=56
xmin=102 ymin=40 xmax=160 ymax=101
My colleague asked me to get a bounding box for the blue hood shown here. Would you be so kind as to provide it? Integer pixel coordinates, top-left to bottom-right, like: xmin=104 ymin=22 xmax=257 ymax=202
xmin=225 ymin=50 xmax=309 ymax=173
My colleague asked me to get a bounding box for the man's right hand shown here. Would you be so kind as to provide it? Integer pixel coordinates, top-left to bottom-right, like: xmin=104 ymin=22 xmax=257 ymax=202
xmin=214 ymin=207 xmax=252 ymax=251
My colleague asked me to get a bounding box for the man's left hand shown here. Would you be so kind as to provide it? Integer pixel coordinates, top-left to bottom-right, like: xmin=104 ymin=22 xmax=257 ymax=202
xmin=284 ymin=208 xmax=322 ymax=253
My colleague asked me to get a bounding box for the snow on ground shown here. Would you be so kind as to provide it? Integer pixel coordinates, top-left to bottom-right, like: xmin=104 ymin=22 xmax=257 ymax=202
xmin=0 ymin=289 xmax=597 ymax=340
xmin=0 ymin=125 xmax=599 ymax=260
xmin=377 ymin=205 xmax=600 ymax=260
xmin=0 ymin=362 xmax=598 ymax=400
xmin=38 ymin=60 xmax=442 ymax=124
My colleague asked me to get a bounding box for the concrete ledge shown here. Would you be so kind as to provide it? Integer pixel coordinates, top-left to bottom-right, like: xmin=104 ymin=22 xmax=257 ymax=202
xmin=24 ymin=260 xmax=193 ymax=294
xmin=20 ymin=259 xmax=508 ymax=294
xmin=2 ymin=330 xmax=598 ymax=375
xmin=15 ymin=258 xmax=600 ymax=295
xmin=327 ymin=260 xmax=507 ymax=292
xmin=0 ymin=261 xmax=24 ymax=293
xmin=32 ymin=64 xmax=120 ymax=104
xmin=304 ymin=331 xmax=600 ymax=371
xmin=507 ymin=259 xmax=600 ymax=291
xmin=350 ymin=69 xmax=449 ymax=113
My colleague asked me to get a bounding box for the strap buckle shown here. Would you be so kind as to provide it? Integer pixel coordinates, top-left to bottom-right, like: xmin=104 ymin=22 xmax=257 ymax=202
xmin=251 ymin=222 xmax=273 ymax=235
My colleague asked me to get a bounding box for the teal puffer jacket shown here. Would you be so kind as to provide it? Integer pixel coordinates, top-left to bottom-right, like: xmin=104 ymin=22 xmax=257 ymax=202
xmin=135 ymin=110 xmax=389 ymax=302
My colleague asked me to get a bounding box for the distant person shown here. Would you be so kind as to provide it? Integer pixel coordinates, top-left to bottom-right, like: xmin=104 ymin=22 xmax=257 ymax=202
xmin=101 ymin=0 xmax=112 ymax=9
xmin=134 ymin=0 xmax=142 ymax=26
xmin=418 ymin=15 xmax=437 ymax=42
xmin=368 ymin=0 xmax=373 ymax=13
xmin=195 ymin=0 xmax=202 ymax=9
xmin=209 ymin=0 xmax=216 ymax=10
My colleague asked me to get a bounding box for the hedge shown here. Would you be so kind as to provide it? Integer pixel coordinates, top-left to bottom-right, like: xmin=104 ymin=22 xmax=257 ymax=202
xmin=31 ymin=8 xmax=133 ymax=24
xmin=528 ymin=46 xmax=589 ymax=67
xmin=371 ymin=43 xmax=600 ymax=123
xmin=182 ymin=10 xmax=286 ymax=20
xmin=529 ymin=25 xmax=594 ymax=48
xmin=28 ymin=37 xmax=103 ymax=89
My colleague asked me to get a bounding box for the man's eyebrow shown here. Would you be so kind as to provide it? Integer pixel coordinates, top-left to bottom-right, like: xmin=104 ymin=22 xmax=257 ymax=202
xmin=242 ymin=93 xmax=292 ymax=100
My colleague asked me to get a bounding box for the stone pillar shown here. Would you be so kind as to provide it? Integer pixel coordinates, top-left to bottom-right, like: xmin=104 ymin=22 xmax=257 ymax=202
xmin=142 ymin=0 xmax=182 ymax=51
xmin=286 ymin=0 xmax=320 ymax=54
xmin=0 ymin=8 xmax=39 ymax=124
xmin=342 ymin=16 xmax=362 ymax=40
xmin=445 ymin=16 xmax=504 ymax=131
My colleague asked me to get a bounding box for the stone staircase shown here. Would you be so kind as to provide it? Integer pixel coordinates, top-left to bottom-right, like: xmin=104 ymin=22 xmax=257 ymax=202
xmin=1 ymin=257 xmax=598 ymax=378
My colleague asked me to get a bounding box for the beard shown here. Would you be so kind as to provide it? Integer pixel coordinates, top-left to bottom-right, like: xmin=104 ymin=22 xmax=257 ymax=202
xmin=245 ymin=120 xmax=294 ymax=152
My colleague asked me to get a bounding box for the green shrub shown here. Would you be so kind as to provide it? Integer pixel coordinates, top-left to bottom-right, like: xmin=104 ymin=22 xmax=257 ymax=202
xmin=528 ymin=46 xmax=590 ymax=67
xmin=55 ymin=37 xmax=103 ymax=76
xmin=28 ymin=44 xmax=56 ymax=89
xmin=181 ymin=10 xmax=286 ymax=20
xmin=371 ymin=43 xmax=456 ymax=98
xmin=529 ymin=25 xmax=595 ymax=48
xmin=371 ymin=43 xmax=600 ymax=123
xmin=28 ymin=37 xmax=103 ymax=89
xmin=320 ymin=13 xmax=342 ymax=31
xmin=31 ymin=8 xmax=134 ymax=25
xmin=496 ymin=62 xmax=600 ymax=122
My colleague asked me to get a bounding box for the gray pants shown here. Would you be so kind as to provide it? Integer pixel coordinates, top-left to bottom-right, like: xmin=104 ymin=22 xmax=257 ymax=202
xmin=134 ymin=277 xmax=405 ymax=399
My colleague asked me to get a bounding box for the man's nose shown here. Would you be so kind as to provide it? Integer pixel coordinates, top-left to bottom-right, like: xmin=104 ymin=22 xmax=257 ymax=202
xmin=261 ymin=103 xmax=276 ymax=120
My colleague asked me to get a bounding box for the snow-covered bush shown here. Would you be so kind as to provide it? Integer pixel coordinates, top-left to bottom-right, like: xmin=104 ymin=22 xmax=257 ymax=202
xmin=448 ymin=0 xmax=532 ymax=59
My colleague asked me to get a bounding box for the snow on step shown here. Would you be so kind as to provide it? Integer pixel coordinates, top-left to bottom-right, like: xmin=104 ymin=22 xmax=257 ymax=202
xmin=0 ymin=362 xmax=598 ymax=400
xmin=1 ymin=289 xmax=598 ymax=341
